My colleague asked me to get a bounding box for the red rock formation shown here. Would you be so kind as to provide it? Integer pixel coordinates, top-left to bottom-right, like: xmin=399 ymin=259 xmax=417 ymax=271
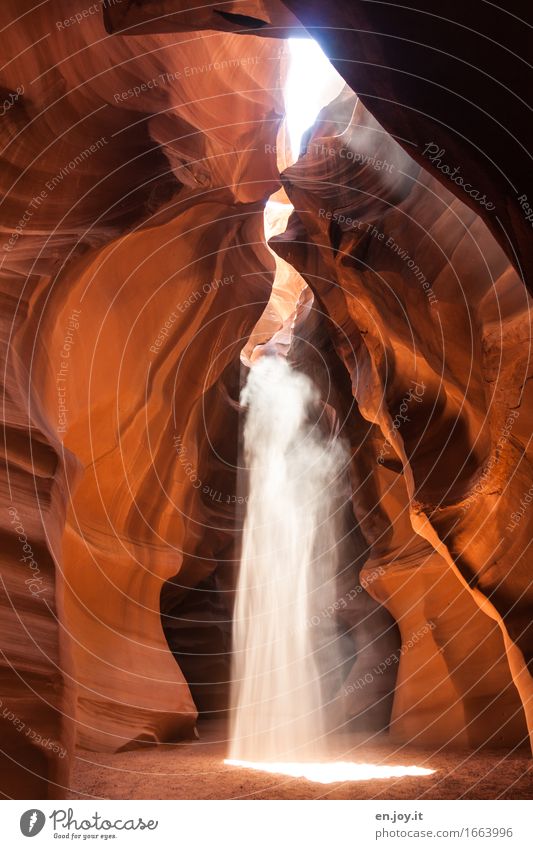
xmin=0 ymin=0 xmax=283 ymax=793
xmin=283 ymin=0 xmax=533 ymax=293
xmin=1 ymin=0 xmax=531 ymax=800
xmin=104 ymin=0 xmax=304 ymax=38
xmin=271 ymin=93 xmax=532 ymax=748
xmin=104 ymin=1 xmax=533 ymax=290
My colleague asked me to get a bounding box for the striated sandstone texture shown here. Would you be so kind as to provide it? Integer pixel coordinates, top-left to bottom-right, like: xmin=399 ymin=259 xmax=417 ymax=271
xmin=0 ymin=0 xmax=285 ymax=794
xmin=271 ymin=92 xmax=532 ymax=748
xmin=1 ymin=0 xmax=532 ymax=800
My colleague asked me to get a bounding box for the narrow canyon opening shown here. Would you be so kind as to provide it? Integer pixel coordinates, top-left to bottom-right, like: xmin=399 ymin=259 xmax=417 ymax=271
xmin=139 ymin=27 xmax=529 ymax=772
xmin=158 ymin=39 xmax=402 ymax=754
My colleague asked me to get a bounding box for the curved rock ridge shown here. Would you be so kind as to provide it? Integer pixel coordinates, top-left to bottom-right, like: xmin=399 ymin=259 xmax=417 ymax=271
xmin=1 ymin=0 xmax=284 ymax=790
xmin=242 ymin=199 xmax=309 ymax=362
xmin=271 ymin=93 xmax=532 ymax=748
xmin=104 ymin=0 xmax=305 ymax=38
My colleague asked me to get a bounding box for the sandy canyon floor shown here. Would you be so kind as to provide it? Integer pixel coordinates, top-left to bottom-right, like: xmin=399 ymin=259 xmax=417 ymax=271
xmin=67 ymin=727 xmax=532 ymax=800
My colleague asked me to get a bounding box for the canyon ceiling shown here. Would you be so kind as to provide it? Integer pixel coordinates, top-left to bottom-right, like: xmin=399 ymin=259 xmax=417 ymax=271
xmin=0 ymin=1 xmax=531 ymax=799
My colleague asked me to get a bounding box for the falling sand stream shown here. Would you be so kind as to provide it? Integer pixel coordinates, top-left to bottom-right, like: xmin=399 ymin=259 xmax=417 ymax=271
xmin=226 ymin=355 xmax=435 ymax=784
xmin=228 ymin=354 xmax=346 ymax=763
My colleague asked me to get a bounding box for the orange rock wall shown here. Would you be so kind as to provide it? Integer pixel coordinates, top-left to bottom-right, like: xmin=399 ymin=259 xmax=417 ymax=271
xmin=271 ymin=94 xmax=532 ymax=748
xmin=0 ymin=0 xmax=284 ymax=790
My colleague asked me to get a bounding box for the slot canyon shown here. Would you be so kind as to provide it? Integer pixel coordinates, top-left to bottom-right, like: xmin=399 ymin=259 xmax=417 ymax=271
xmin=0 ymin=0 xmax=532 ymax=801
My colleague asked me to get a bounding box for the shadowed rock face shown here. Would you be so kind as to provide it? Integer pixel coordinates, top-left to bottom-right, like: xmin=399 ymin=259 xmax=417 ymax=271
xmin=1 ymin=1 xmax=531 ymax=799
xmin=271 ymin=92 xmax=532 ymax=748
xmin=105 ymin=0 xmax=533 ymax=291
xmin=104 ymin=0 xmax=305 ymax=38
xmin=282 ymin=0 xmax=533 ymax=295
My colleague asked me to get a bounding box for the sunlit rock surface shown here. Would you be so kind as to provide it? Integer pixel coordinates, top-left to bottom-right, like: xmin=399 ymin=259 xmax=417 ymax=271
xmin=271 ymin=93 xmax=532 ymax=748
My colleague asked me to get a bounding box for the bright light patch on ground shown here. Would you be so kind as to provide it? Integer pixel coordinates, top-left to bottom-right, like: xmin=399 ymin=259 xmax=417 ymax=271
xmin=285 ymin=38 xmax=345 ymax=160
xmin=225 ymin=760 xmax=435 ymax=784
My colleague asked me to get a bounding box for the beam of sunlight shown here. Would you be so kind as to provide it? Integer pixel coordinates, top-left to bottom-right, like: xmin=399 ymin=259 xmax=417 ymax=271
xmin=285 ymin=37 xmax=345 ymax=160
xmin=228 ymin=357 xmax=347 ymax=762
xmin=225 ymin=760 xmax=435 ymax=785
